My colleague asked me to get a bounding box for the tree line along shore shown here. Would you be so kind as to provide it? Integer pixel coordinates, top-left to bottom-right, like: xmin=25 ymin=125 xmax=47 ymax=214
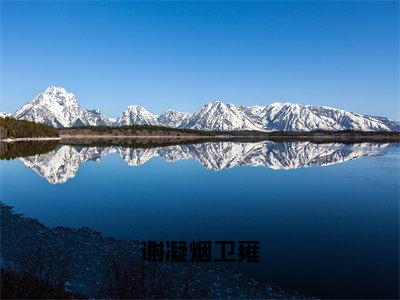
xmin=1 ymin=116 xmax=399 ymax=142
xmin=0 ymin=117 xmax=59 ymax=139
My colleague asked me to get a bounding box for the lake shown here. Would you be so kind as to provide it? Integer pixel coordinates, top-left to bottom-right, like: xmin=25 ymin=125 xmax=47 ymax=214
xmin=1 ymin=140 xmax=399 ymax=299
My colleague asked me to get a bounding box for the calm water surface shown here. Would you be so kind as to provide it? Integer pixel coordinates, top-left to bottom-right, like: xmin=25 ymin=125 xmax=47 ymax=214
xmin=1 ymin=141 xmax=399 ymax=299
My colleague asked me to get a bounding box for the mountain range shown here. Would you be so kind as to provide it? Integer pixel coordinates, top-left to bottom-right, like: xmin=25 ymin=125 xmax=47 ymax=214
xmin=19 ymin=141 xmax=393 ymax=184
xmin=3 ymin=86 xmax=400 ymax=132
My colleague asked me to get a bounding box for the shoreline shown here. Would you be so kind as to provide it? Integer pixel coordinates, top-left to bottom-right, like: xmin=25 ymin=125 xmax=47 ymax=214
xmin=59 ymin=133 xmax=400 ymax=143
xmin=1 ymin=204 xmax=309 ymax=299
xmin=60 ymin=134 xmax=217 ymax=139
xmin=0 ymin=132 xmax=399 ymax=143
xmin=0 ymin=137 xmax=61 ymax=142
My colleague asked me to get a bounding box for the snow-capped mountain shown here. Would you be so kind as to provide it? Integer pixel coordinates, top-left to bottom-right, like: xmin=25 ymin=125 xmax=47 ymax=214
xmin=182 ymin=101 xmax=400 ymax=132
xmin=158 ymin=109 xmax=192 ymax=128
xmin=9 ymin=86 xmax=400 ymax=131
xmin=18 ymin=142 xmax=393 ymax=184
xmin=13 ymin=86 xmax=110 ymax=127
xmin=181 ymin=101 xmax=262 ymax=131
xmin=256 ymin=103 xmax=400 ymax=131
xmin=116 ymin=105 xmax=159 ymax=126
xmin=84 ymin=109 xmax=110 ymax=126
xmin=107 ymin=117 xmax=118 ymax=125
xmin=0 ymin=112 xmax=11 ymax=118
xmin=100 ymin=100 xmax=400 ymax=132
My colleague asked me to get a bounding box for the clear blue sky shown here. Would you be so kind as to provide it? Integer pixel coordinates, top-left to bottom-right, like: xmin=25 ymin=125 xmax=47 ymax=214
xmin=1 ymin=1 xmax=399 ymax=120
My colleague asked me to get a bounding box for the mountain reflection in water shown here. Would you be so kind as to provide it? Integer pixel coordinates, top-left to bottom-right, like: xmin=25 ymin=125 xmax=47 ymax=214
xmin=15 ymin=141 xmax=393 ymax=184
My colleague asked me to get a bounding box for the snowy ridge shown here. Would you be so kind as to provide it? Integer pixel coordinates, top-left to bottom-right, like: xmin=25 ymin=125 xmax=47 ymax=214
xmin=0 ymin=112 xmax=11 ymax=118
xmin=8 ymin=86 xmax=400 ymax=131
xmin=181 ymin=101 xmax=262 ymax=131
xmin=107 ymin=117 xmax=117 ymax=125
xmin=18 ymin=142 xmax=392 ymax=184
xmin=116 ymin=105 xmax=159 ymax=126
xmin=158 ymin=110 xmax=192 ymax=128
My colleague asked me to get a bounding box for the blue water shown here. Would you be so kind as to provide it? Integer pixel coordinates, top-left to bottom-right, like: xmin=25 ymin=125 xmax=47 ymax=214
xmin=1 ymin=143 xmax=399 ymax=299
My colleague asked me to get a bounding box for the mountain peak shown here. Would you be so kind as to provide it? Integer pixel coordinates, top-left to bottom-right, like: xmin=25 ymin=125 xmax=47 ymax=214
xmin=158 ymin=109 xmax=192 ymax=127
xmin=32 ymin=86 xmax=78 ymax=108
xmin=269 ymin=102 xmax=299 ymax=107
xmin=88 ymin=108 xmax=102 ymax=114
xmin=207 ymin=100 xmax=225 ymax=106
xmin=126 ymin=104 xmax=142 ymax=109
xmin=44 ymin=86 xmax=68 ymax=94
xmin=117 ymin=104 xmax=158 ymax=126
xmin=13 ymin=86 xmax=110 ymax=127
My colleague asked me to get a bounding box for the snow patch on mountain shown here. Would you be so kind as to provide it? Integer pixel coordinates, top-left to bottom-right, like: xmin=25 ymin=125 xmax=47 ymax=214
xmin=0 ymin=112 xmax=11 ymax=118
xmin=107 ymin=117 xmax=117 ymax=125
